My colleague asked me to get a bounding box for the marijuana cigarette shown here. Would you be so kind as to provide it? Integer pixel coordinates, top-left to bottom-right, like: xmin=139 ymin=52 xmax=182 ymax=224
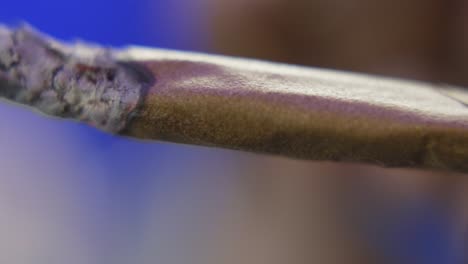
xmin=1 ymin=25 xmax=467 ymax=173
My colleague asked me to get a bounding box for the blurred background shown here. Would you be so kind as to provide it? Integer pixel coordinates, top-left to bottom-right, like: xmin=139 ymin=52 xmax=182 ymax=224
xmin=0 ymin=0 xmax=467 ymax=263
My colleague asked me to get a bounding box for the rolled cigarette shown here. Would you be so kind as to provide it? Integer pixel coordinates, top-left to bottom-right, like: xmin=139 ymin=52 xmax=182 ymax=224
xmin=1 ymin=25 xmax=467 ymax=173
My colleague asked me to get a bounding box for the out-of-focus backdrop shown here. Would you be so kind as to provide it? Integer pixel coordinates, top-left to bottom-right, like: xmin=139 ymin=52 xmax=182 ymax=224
xmin=0 ymin=0 xmax=467 ymax=264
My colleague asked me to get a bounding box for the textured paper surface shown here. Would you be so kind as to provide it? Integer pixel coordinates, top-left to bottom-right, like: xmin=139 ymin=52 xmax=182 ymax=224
xmin=119 ymin=48 xmax=468 ymax=173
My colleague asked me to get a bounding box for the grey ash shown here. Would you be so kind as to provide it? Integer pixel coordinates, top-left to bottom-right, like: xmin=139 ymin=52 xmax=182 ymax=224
xmin=0 ymin=25 xmax=146 ymax=133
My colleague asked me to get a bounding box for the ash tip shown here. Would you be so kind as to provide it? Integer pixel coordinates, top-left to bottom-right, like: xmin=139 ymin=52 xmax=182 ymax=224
xmin=0 ymin=24 xmax=18 ymax=69
xmin=0 ymin=23 xmax=49 ymax=46
xmin=0 ymin=23 xmax=60 ymax=72
xmin=0 ymin=22 xmax=146 ymax=133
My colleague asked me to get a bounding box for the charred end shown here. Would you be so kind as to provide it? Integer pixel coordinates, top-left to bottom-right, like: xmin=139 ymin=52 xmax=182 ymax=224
xmin=0 ymin=24 xmax=151 ymax=133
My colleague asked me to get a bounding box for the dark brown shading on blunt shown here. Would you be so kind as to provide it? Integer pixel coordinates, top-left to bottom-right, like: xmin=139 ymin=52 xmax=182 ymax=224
xmin=120 ymin=55 xmax=468 ymax=173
